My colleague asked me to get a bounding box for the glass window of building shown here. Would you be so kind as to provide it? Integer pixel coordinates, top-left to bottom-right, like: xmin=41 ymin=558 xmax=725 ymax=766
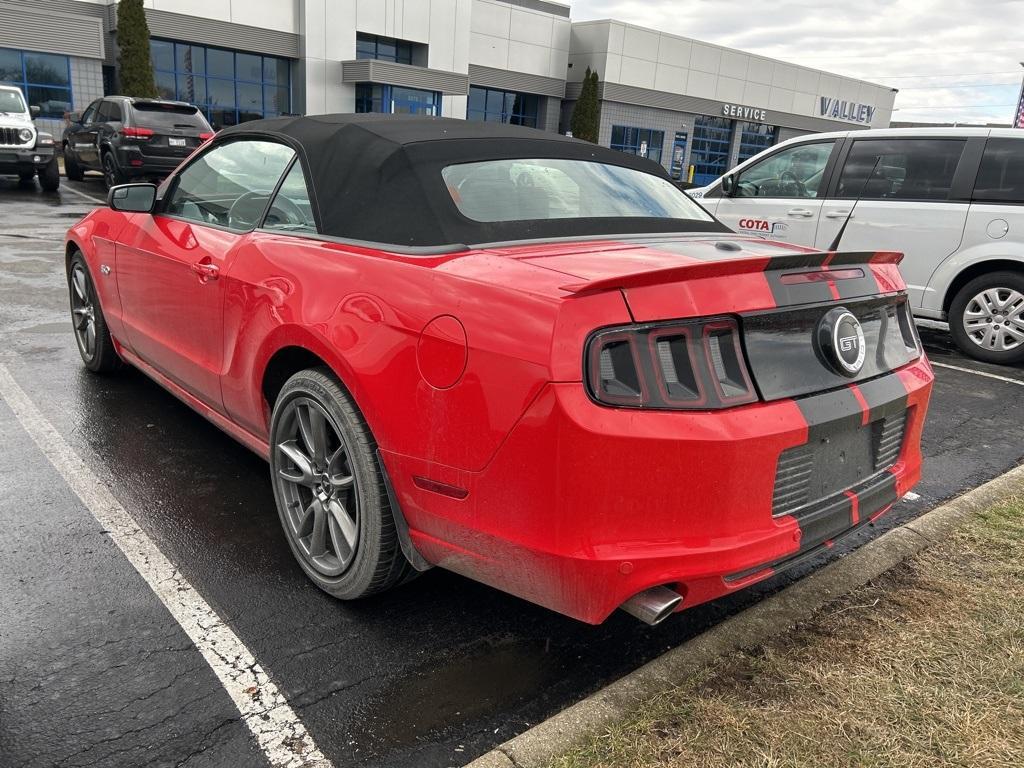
xmin=149 ymin=39 xmax=290 ymax=128
xmin=466 ymin=86 xmax=540 ymax=128
xmin=690 ymin=116 xmax=734 ymax=186
xmin=738 ymin=123 xmax=778 ymax=164
xmin=0 ymin=47 xmax=72 ymax=118
xmin=355 ymin=84 xmax=439 ymax=116
xmin=355 ymin=33 xmax=414 ymax=65
xmin=609 ymin=126 xmax=665 ymax=164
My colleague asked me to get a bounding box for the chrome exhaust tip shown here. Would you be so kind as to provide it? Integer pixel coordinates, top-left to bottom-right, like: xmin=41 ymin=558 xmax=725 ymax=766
xmin=619 ymin=586 xmax=684 ymax=626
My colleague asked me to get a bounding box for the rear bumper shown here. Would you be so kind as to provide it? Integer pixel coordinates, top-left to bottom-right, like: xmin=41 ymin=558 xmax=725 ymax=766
xmin=385 ymin=355 xmax=933 ymax=624
xmin=0 ymin=145 xmax=55 ymax=173
xmin=115 ymin=146 xmax=187 ymax=178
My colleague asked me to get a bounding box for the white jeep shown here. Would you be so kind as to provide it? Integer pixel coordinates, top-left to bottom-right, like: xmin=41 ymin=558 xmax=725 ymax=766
xmin=0 ymin=85 xmax=59 ymax=191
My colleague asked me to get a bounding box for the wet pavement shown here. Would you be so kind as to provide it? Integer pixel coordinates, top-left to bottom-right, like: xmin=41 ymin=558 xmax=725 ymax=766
xmin=1 ymin=172 xmax=1022 ymax=768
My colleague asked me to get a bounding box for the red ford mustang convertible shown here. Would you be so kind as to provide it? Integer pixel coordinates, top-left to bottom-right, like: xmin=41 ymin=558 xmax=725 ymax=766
xmin=65 ymin=115 xmax=932 ymax=625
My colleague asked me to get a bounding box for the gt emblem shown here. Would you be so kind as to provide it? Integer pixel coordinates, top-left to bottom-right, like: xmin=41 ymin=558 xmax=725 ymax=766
xmin=816 ymin=307 xmax=866 ymax=376
xmin=100 ymin=264 xmax=111 ymax=275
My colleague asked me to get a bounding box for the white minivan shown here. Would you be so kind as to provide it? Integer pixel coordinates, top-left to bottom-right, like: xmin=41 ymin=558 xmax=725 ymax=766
xmin=690 ymin=128 xmax=1024 ymax=365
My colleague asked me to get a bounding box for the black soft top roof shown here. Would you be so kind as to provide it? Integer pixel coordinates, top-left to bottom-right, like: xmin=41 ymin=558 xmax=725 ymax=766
xmin=218 ymin=114 xmax=725 ymax=248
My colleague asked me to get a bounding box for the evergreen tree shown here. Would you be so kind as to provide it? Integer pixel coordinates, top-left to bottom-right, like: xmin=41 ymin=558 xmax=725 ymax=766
xmin=117 ymin=0 xmax=158 ymax=97
xmin=570 ymin=68 xmax=601 ymax=143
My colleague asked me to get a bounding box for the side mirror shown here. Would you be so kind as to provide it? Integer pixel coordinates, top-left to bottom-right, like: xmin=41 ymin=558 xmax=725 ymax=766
xmin=30 ymin=105 xmax=40 ymax=119
xmin=108 ymin=183 xmax=157 ymax=214
xmin=721 ymin=173 xmax=737 ymax=197
xmin=68 ymin=111 xmax=81 ymax=124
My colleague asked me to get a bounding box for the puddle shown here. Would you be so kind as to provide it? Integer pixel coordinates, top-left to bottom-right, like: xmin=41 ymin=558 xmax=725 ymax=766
xmin=348 ymin=636 xmax=567 ymax=753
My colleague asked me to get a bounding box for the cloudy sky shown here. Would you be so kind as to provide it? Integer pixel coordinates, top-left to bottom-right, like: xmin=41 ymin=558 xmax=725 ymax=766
xmin=569 ymin=0 xmax=1024 ymax=125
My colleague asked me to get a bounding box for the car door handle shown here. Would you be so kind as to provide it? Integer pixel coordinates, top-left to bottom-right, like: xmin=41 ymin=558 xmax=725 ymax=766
xmin=825 ymin=210 xmax=853 ymax=219
xmin=786 ymin=208 xmax=815 ymax=218
xmin=190 ymin=261 xmax=219 ymax=281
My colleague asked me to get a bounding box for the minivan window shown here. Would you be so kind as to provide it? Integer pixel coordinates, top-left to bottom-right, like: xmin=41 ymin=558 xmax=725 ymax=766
xmin=735 ymin=142 xmax=834 ymax=198
xmin=973 ymin=138 xmax=1024 ymax=205
xmin=837 ymin=138 xmax=966 ymax=201
xmin=132 ymin=102 xmax=211 ymax=132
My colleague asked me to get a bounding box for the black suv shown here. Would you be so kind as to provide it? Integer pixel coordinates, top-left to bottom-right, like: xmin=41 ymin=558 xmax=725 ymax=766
xmin=63 ymin=96 xmax=213 ymax=188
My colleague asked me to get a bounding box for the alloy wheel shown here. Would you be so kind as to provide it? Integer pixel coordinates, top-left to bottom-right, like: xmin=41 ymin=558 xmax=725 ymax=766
xmin=273 ymin=396 xmax=359 ymax=577
xmin=103 ymin=154 xmax=117 ymax=188
xmin=962 ymin=287 xmax=1024 ymax=352
xmin=70 ymin=263 xmax=97 ymax=361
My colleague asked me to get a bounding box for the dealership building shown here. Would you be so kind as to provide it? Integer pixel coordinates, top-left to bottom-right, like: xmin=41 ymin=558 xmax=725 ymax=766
xmin=2 ymin=0 xmax=896 ymax=182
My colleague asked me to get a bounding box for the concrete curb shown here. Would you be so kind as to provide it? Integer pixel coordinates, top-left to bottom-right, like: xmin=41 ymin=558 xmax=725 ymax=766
xmin=466 ymin=463 xmax=1024 ymax=768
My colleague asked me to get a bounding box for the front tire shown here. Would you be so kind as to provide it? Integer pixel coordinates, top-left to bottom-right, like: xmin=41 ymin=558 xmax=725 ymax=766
xmin=68 ymin=253 xmax=122 ymax=373
xmin=269 ymin=368 xmax=411 ymax=600
xmin=39 ymin=158 xmax=60 ymax=191
xmin=17 ymin=170 xmax=34 ymax=184
xmin=949 ymin=271 xmax=1024 ymax=365
xmin=64 ymin=145 xmax=84 ymax=181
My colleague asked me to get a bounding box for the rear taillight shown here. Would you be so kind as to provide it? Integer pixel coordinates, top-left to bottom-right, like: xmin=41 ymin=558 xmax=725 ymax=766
xmin=121 ymin=126 xmax=153 ymax=140
xmin=586 ymin=317 xmax=758 ymax=410
xmin=199 ymin=132 xmax=215 ymax=142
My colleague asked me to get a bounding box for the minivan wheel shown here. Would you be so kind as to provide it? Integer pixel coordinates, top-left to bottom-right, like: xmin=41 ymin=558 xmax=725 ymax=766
xmin=269 ymin=368 xmax=411 ymax=600
xmin=949 ymin=271 xmax=1024 ymax=365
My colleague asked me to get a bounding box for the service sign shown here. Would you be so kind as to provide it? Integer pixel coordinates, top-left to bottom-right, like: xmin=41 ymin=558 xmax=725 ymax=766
xmin=722 ymin=103 xmax=767 ymax=122
xmin=819 ymin=97 xmax=876 ymax=124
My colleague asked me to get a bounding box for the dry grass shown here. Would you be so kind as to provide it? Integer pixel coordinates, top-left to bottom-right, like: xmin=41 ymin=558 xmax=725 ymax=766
xmin=550 ymin=498 xmax=1024 ymax=768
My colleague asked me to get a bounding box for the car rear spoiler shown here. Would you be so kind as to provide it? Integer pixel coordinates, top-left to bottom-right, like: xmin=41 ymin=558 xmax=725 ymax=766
xmin=559 ymin=250 xmax=904 ymax=296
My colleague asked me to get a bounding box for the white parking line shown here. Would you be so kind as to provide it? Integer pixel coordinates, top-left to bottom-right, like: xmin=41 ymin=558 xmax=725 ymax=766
xmin=931 ymin=360 xmax=1024 ymax=387
xmin=59 ymin=182 xmax=106 ymax=205
xmin=0 ymin=363 xmax=332 ymax=768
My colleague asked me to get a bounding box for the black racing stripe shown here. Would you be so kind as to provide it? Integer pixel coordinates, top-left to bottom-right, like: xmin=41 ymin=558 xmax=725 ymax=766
xmin=765 ymin=271 xmax=835 ymax=307
xmin=795 ymin=491 xmax=855 ymax=551
xmin=793 ymin=386 xmax=864 ymax=441
xmin=858 ymin=374 xmax=910 ymax=422
xmin=836 ymin=266 xmax=880 ymax=300
xmin=857 ymin=471 xmax=899 ymax=519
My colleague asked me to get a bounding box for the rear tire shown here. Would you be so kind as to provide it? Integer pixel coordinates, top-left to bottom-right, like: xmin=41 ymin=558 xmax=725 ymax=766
xmin=101 ymin=150 xmax=122 ymax=189
xmin=39 ymin=158 xmax=60 ymax=191
xmin=269 ymin=368 xmax=412 ymax=600
xmin=63 ymin=145 xmax=84 ymax=181
xmin=949 ymin=270 xmax=1024 ymax=365
xmin=68 ymin=252 xmax=122 ymax=373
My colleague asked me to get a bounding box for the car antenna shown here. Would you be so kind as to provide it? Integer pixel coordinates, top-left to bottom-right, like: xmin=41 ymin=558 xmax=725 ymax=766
xmin=827 ymin=155 xmax=882 ymax=253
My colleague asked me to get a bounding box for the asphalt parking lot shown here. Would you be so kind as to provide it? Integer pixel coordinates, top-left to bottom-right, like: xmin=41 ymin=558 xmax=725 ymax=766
xmin=1 ymin=174 xmax=1023 ymax=768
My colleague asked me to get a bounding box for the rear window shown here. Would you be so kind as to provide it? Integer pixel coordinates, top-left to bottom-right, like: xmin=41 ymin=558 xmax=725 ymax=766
xmin=441 ymin=159 xmax=715 ymax=223
xmin=973 ymin=138 xmax=1024 ymax=204
xmin=132 ymin=102 xmax=211 ymax=132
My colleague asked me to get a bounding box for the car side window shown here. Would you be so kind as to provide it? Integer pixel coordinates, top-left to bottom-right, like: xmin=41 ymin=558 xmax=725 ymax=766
xmin=81 ymin=100 xmax=100 ymax=126
xmin=735 ymin=142 xmax=835 ymax=199
xmin=104 ymin=101 xmax=124 ymax=123
xmin=836 ymin=138 xmax=966 ymax=201
xmin=164 ymin=140 xmax=296 ymax=232
xmin=972 ymin=138 xmax=1024 ymax=205
xmin=262 ymin=161 xmax=318 ymax=234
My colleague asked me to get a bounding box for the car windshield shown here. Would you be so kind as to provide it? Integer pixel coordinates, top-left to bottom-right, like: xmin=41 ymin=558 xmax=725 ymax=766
xmin=133 ymin=102 xmax=211 ymax=132
xmin=0 ymin=89 xmax=27 ymax=114
xmin=442 ymin=158 xmax=715 ymax=223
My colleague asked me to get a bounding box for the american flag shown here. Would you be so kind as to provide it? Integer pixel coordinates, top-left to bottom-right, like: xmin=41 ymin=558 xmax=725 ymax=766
xmin=1015 ymin=77 xmax=1024 ymax=128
